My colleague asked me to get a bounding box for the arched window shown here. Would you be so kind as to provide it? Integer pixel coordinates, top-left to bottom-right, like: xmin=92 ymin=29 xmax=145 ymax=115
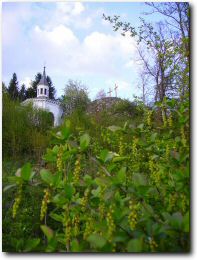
xmin=44 ymin=89 xmax=47 ymax=95
xmin=41 ymin=88 xmax=43 ymax=94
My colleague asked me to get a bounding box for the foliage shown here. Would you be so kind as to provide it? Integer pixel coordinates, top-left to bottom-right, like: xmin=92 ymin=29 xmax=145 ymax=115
xmin=103 ymin=2 xmax=189 ymax=103
xmin=60 ymin=80 xmax=90 ymax=115
xmin=110 ymin=99 xmax=143 ymax=118
xmin=7 ymin=73 xmax=19 ymax=100
xmin=2 ymin=93 xmax=52 ymax=159
xmin=95 ymin=89 xmax=107 ymax=100
xmin=3 ymin=96 xmax=190 ymax=252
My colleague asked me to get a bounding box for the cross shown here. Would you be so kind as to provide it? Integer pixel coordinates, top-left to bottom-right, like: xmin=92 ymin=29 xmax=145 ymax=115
xmin=114 ymin=84 xmax=118 ymax=97
xmin=43 ymin=61 xmax=46 ymax=71
xmin=107 ymin=88 xmax=113 ymax=97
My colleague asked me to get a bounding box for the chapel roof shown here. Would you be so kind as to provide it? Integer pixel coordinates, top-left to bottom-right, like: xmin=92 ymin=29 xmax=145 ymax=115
xmin=38 ymin=66 xmax=49 ymax=86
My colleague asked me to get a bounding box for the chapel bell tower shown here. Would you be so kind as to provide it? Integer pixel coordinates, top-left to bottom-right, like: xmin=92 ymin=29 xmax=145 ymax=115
xmin=37 ymin=67 xmax=49 ymax=98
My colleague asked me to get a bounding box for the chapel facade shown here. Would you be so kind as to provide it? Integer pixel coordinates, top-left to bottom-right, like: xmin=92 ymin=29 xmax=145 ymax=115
xmin=22 ymin=67 xmax=63 ymax=126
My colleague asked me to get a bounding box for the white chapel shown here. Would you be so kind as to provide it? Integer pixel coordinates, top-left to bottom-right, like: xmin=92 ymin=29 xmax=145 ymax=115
xmin=22 ymin=67 xmax=63 ymax=126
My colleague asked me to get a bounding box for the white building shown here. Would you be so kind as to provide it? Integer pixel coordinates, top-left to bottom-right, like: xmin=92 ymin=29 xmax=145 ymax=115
xmin=22 ymin=67 xmax=63 ymax=126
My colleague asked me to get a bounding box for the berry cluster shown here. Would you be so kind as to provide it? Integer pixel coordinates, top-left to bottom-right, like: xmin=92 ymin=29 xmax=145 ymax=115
xmin=149 ymin=237 xmax=158 ymax=252
xmin=63 ymin=206 xmax=71 ymax=246
xmin=40 ymin=188 xmax=51 ymax=221
xmin=57 ymin=145 xmax=64 ymax=172
xmin=83 ymin=216 xmax=94 ymax=240
xmin=81 ymin=189 xmax=89 ymax=212
xmin=98 ymin=201 xmax=105 ymax=220
xmin=149 ymin=158 xmax=160 ymax=185
xmin=106 ymin=205 xmax=115 ymax=242
xmin=181 ymin=126 xmax=187 ymax=147
xmin=165 ymin=144 xmax=170 ymax=159
xmin=12 ymin=183 xmax=23 ymax=218
xmin=180 ymin=193 xmax=188 ymax=214
xmin=65 ymin=218 xmax=71 ymax=246
xmin=162 ymin=109 xmax=167 ymax=127
xmin=73 ymin=155 xmax=81 ymax=184
xmin=146 ymin=110 xmax=153 ymax=127
xmin=72 ymin=215 xmax=80 ymax=237
xmin=128 ymin=200 xmax=140 ymax=231
xmin=132 ymin=138 xmax=138 ymax=159
xmin=119 ymin=136 xmax=124 ymax=155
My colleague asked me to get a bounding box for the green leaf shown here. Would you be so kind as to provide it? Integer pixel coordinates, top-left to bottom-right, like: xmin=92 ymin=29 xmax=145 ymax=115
xmin=127 ymin=237 xmax=143 ymax=252
xmin=56 ymin=233 xmax=66 ymax=245
xmin=71 ymin=239 xmax=80 ymax=252
xmin=43 ymin=149 xmax=56 ymax=162
xmin=21 ymin=163 xmax=32 ymax=181
xmin=132 ymin=172 xmax=147 ymax=186
xmin=83 ymin=175 xmax=94 ymax=185
xmin=40 ymin=225 xmax=54 ymax=242
xmin=91 ymin=186 xmax=101 ymax=197
xmin=150 ymin=132 xmax=157 ymax=142
xmin=61 ymin=124 xmax=71 ymax=140
xmin=112 ymin=156 xmax=128 ymax=163
xmin=114 ymin=166 xmax=126 ymax=184
xmin=40 ymin=169 xmax=54 ymax=186
xmin=169 ymin=212 xmax=183 ymax=230
xmin=64 ymin=184 xmax=74 ymax=200
xmin=23 ymin=238 xmax=40 ymax=252
xmin=49 ymin=213 xmax=64 ymax=223
xmin=183 ymin=211 xmax=189 ymax=232
xmin=137 ymin=123 xmax=144 ymax=129
xmin=52 ymin=193 xmax=68 ymax=206
xmin=80 ymin=133 xmax=90 ymax=150
xmin=108 ymin=125 xmax=122 ymax=132
xmin=3 ymin=184 xmax=17 ymax=192
xmin=99 ymin=149 xmax=114 ymax=163
xmin=87 ymin=233 xmax=107 ymax=248
xmin=52 ymin=145 xmax=59 ymax=154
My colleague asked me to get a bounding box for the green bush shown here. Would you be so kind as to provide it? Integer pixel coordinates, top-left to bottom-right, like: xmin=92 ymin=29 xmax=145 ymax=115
xmin=2 ymin=93 xmax=52 ymax=159
xmin=3 ymin=97 xmax=189 ymax=252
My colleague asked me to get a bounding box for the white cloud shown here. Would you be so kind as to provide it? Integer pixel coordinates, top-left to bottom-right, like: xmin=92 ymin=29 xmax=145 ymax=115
xmin=20 ymin=77 xmax=31 ymax=88
xmin=34 ymin=25 xmax=79 ymax=47
xmin=56 ymin=2 xmax=85 ymax=16
xmin=72 ymin=2 xmax=85 ymax=15
xmin=30 ymin=24 xmax=136 ymax=78
xmin=125 ymin=60 xmax=134 ymax=68
xmin=46 ymin=2 xmax=87 ymax=29
xmin=2 ymin=2 xmax=139 ymax=99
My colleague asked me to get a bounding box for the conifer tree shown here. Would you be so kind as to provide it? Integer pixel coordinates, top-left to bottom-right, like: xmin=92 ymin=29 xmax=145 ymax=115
xmin=19 ymin=84 xmax=26 ymax=101
xmin=8 ymin=73 xmax=19 ymax=100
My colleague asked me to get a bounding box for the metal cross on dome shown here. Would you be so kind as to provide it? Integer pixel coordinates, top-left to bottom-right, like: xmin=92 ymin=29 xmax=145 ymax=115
xmin=114 ymin=84 xmax=118 ymax=97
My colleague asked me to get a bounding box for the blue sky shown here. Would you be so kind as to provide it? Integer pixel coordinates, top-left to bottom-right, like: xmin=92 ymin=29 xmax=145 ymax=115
xmin=2 ymin=1 xmax=161 ymax=101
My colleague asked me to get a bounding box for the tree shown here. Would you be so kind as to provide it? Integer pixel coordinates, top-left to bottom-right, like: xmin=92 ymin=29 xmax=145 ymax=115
xmin=26 ymin=73 xmax=56 ymax=99
xmin=145 ymin=2 xmax=189 ymax=63
xmin=18 ymin=84 xmax=26 ymax=102
xmin=7 ymin=73 xmax=19 ymax=100
xmin=46 ymin=76 xmax=56 ymax=99
xmin=95 ymin=89 xmax=106 ymax=100
xmin=103 ymin=2 xmax=189 ymax=102
xmin=61 ymin=80 xmax=90 ymax=114
xmin=2 ymin=82 xmax=8 ymax=94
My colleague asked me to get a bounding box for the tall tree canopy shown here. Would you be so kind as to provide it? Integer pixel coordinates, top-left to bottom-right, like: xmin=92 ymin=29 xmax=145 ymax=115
xmin=61 ymin=80 xmax=90 ymax=113
xmin=103 ymin=2 xmax=189 ymax=103
xmin=7 ymin=73 xmax=19 ymax=101
xmin=18 ymin=84 xmax=26 ymax=102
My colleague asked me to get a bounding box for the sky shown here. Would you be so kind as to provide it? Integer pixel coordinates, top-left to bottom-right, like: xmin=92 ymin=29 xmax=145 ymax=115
xmin=2 ymin=1 xmax=161 ymax=101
